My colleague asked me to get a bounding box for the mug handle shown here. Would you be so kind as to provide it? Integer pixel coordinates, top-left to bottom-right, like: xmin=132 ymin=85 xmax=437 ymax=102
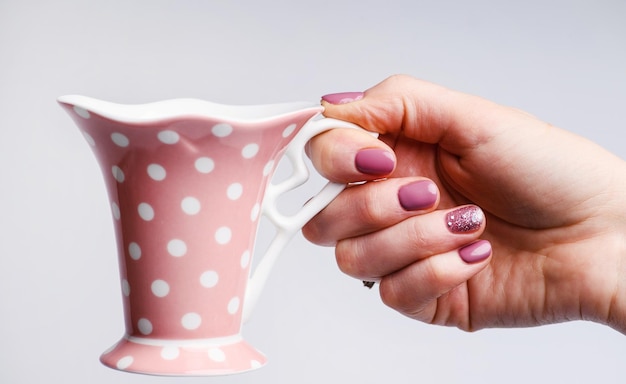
xmin=242 ymin=116 xmax=364 ymax=322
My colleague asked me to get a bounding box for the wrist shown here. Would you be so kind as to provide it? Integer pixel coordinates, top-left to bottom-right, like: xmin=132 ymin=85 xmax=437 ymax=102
xmin=606 ymin=226 xmax=626 ymax=334
xmin=601 ymin=169 xmax=626 ymax=334
xmin=573 ymin=163 xmax=626 ymax=333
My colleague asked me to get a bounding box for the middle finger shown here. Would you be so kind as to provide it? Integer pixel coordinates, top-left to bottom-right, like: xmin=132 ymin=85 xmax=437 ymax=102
xmin=303 ymin=177 xmax=440 ymax=246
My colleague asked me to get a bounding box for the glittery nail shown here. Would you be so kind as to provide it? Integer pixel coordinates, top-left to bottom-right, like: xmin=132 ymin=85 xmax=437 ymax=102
xmin=446 ymin=205 xmax=484 ymax=233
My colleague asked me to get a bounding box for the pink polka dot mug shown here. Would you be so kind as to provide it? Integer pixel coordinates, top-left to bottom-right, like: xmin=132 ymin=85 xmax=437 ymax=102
xmin=58 ymin=95 xmax=361 ymax=376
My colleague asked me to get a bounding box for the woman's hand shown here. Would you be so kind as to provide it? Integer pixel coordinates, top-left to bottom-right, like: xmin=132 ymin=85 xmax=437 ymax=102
xmin=303 ymin=75 xmax=626 ymax=333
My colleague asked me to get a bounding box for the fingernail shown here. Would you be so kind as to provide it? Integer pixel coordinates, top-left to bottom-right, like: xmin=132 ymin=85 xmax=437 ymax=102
xmin=446 ymin=205 xmax=484 ymax=233
xmin=398 ymin=180 xmax=438 ymax=211
xmin=459 ymin=240 xmax=492 ymax=263
xmin=321 ymin=92 xmax=364 ymax=105
xmin=355 ymin=148 xmax=395 ymax=176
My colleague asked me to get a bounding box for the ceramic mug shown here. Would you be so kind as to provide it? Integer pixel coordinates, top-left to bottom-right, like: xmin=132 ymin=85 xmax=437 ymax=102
xmin=58 ymin=96 xmax=360 ymax=376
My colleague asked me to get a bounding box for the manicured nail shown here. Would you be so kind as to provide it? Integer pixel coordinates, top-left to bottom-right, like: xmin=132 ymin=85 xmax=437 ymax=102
xmin=355 ymin=148 xmax=395 ymax=176
xmin=398 ymin=180 xmax=438 ymax=211
xmin=321 ymin=92 xmax=364 ymax=105
xmin=446 ymin=205 xmax=484 ymax=233
xmin=458 ymin=240 xmax=492 ymax=263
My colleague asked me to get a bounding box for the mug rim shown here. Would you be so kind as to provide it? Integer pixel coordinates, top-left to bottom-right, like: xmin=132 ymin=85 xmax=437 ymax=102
xmin=57 ymin=95 xmax=322 ymax=123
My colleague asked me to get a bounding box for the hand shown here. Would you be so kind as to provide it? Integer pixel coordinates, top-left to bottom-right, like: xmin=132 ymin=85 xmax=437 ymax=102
xmin=303 ymin=75 xmax=626 ymax=333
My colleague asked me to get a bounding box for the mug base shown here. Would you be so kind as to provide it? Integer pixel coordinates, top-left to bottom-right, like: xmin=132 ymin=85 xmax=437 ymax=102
xmin=99 ymin=335 xmax=267 ymax=376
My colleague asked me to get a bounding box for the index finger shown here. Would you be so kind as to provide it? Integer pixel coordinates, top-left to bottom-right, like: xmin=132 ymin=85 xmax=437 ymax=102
xmin=307 ymin=127 xmax=396 ymax=184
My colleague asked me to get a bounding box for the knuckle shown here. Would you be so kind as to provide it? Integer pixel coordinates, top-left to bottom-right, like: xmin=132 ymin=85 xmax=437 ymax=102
xmin=301 ymin=220 xmax=323 ymax=244
xmin=406 ymin=219 xmax=431 ymax=253
xmin=301 ymin=213 xmax=336 ymax=246
xmin=379 ymin=278 xmax=402 ymax=310
xmin=335 ymin=239 xmax=367 ymax=279
xmin=352 ymin=185 xmax=387 ymax=226
xmin=309 ymin=133 xmax=344 ymax=182
xmin=379 ymin=275 xmax=423 ymax=318
xmin=385 ymin=74 xmax=413 ymax=86
xmin=378 ymin=260 xmax=444 ymax=317
xmin=422 ymin=257 xmax=446 ymax=287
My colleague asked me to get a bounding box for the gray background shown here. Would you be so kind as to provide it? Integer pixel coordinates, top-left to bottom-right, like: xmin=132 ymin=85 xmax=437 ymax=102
xmin=1 ymin=1 xmax=625 ymax=383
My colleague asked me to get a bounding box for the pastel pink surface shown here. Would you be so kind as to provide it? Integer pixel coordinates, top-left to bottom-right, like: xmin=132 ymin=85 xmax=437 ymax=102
xmin=60 ymin=99 xmax=321 ymax=375
xmin=100 ymin=337 xmax=266 ymax=376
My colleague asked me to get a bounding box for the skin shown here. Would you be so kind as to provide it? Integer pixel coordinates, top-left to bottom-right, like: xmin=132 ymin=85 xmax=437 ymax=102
xmin=302 ymin=75 xmax=626 ymax=334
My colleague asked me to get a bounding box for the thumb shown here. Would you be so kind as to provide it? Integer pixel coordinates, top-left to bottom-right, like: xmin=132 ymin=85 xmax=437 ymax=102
xmin=321 ymin=75 xmax=526 ymax=156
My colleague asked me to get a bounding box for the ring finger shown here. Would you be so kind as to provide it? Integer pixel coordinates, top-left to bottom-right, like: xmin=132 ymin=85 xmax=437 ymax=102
xmin=335 ymin=205 xmax=486 ymax=280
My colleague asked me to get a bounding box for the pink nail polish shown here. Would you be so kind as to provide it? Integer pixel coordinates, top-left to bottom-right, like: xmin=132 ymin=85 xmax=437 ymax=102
xmin=321 ymin=92 xmax=364 ymax=105
xmin=446 ymin=205 xmax=484 ymax=233
xmin=398 ymin=180 xmax=438 ymax=211
xmin=355 ymin=148 xmax=395 ymax=175
xmin=458 ymin=240 xmax=492 ymax=263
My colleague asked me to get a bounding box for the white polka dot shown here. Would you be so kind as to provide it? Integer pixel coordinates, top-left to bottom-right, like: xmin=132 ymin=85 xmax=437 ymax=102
xmin=147 ymin=164 xmax=166 ymax=181
xmin=262 ymin=160 xmax=274 ymax=176
xmin=282 ymin=123 xmax=297 ymax=138
xmin=226 ymin=183 xmax=243 ymax=200
xmin=240 ymin=250 xmax=251 ymax=268
xmin=227 ymin=297 xmax=240 ymax=314
xmin=212 ymin=123 xmax=233 ymax=137
xmin=128 ymin=242 xmax=141 ymax=260
xmin=116 ymin=356 xmax=134 ymax=370
xmin=215 ymin=227 xmax=232 ymax=245
xmin=157 ymin=130 xmax=180 ymax=144
xmin=181 ymin=312 xmax=202 ymax=330
xmin=195 ymin=157 xmax=215 ymax=174
xmin=250 ymin=203 xmax=260 ymax=221
xmin=112 ymin=165 xmax=125 ymax=183
xmin=137 ymin=318 xmax=153 ymax=335
xmin=161 ymin=346 xmax=180 ymax=360
xmin=73 ymin=106 xmax=91 ymax=119
xmin=138 ymin=203 xmax=154 ymax=221
xmin=111 ymin=202 xmax=121 ymax=220
xmin=242 ymin=143 xmax=259 ymax=159
xmin=151 ymin=279 xmax=170 ymax=298
xmin=251 ymin=360 xmax=263 ymax=369
xmin=181 ymin=196 xmax=201 ymax=215
xmin=167 ymin=239 xmax=187 ymax=257
xmin=111 ymin=132 xmax=129 ymax=147
xmin=200 ymin=270 xmax=219 ymax=288
xmin=122 ymin=279 xmax=130 ymax=296
xmin=208 ymin=347 xmax=226 ymax=362
xmin=82 ymin=131 xmax=96 ymax=146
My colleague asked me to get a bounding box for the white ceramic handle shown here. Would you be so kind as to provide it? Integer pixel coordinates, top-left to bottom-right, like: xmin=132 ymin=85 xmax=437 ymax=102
xmin=243 ymin=117 xmax=361 ymax=322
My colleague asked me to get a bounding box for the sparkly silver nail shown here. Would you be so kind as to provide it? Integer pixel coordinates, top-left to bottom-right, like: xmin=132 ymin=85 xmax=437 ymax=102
xmin=446 ymin=206 xmax=484 ymax=233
